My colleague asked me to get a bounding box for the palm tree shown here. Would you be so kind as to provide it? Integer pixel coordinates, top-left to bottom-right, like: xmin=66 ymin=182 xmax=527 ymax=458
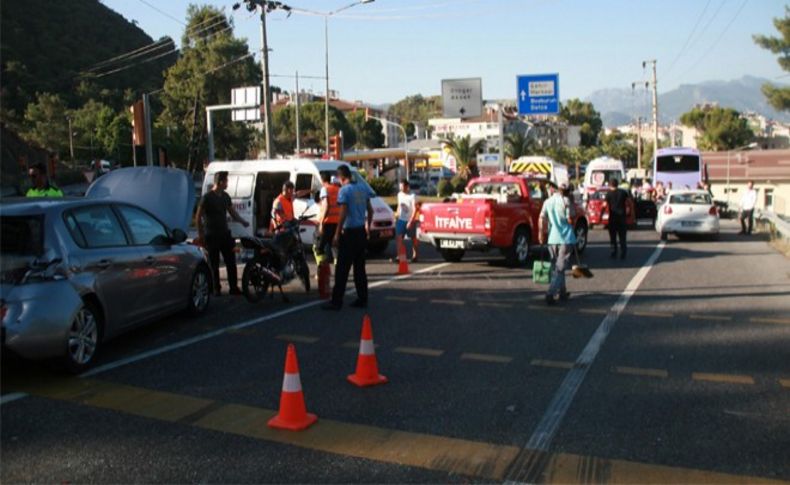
xmin=504 ymin=130 xmax=534 ymax=160
xmin=441 ymin=134 xmax=486 ymax=179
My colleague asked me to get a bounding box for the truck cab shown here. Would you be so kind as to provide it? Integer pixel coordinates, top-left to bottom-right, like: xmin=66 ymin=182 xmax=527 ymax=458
xmin=418 ymin=174 xmax=588 ymax=265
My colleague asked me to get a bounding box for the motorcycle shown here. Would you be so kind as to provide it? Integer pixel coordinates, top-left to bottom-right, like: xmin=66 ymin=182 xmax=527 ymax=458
xmin=240 ymin=214 xmax=311 ymax=303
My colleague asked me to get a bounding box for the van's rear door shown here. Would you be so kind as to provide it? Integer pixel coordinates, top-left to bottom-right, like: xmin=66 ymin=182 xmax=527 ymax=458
xmin=226 ymin=173 xmax=255 ymax=236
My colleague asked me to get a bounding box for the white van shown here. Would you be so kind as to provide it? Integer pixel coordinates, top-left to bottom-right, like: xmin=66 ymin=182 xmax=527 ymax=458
xmin=202 ymin=159 xmax=395 ymax=254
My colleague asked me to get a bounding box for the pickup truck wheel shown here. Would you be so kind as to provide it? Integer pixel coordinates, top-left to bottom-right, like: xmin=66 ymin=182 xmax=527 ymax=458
xmin=440 ymin=249 xmax=465 ymax=262
xmin=505 ymin=227 xmax=530 ymax=267
xmin=575 ymin=222 xmax=589 ymax=254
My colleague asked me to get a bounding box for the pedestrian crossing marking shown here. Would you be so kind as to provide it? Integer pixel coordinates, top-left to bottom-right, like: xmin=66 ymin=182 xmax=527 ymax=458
xmin=394 ymin=347 xmax=444 ymax=357
xmin=750 ymin=317 xmax=790 ymax=325
xmin=689 ymin=314 xmax=732 ymax=321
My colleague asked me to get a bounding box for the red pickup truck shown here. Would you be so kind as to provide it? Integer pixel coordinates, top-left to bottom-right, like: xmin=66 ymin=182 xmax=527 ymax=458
xmin=418 ymin=175 xmax=588 ymax=265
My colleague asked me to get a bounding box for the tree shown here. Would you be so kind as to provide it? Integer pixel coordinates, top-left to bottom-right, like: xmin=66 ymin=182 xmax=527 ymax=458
xmin=71 ymin=100 xmax=117 ymax=160
xmin=159 ymin=6 xmax=260 ymax=169
xmin=347 ymin=110 xmax=384 ymax=149
xmin=21 ymin=93 xmax=69 ymax=156
xmin=504 ymin=129 xmax=534 ymax=160
xmin=389 ymin=94 xmax=442 ymax=135
xmin=754 ymin=7 xmax=790 ymax=111
xmin=558 ymin=99 xmax=602 ymax=147
xmin=599 ymin=130 xmax=639 ymax=167
xmin=679 ymin=106 xmax=754 ymax=151
xmin=441 ymin=134 xmax=486 ymax=179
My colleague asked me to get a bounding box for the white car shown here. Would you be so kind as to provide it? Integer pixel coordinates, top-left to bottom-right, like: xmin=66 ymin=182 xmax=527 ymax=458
xmin=656 ymin=190 xmax=719 ymax=241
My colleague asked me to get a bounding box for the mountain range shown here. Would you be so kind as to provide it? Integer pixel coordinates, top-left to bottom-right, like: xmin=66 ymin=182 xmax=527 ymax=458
xmin=584 ymin=76 xmax=789 ymax=127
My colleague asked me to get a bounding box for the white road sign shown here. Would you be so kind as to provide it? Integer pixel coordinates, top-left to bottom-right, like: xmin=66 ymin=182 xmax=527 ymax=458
xmin=441 ymin=78 xmax=482 ymax=119
xmin=231 ymin=86 xmax=261 ymax=122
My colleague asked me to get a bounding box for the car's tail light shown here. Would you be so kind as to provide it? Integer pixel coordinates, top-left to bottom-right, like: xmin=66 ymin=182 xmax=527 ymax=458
xmin=708 ymin=206 xmax=718 ymax=216
xmin=664 ymin=205 xmax=673 ymax=215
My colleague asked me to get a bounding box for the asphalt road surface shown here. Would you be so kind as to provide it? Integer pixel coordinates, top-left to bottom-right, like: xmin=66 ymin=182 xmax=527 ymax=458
xmin=2 ymin=220 xmax=789 ymax=483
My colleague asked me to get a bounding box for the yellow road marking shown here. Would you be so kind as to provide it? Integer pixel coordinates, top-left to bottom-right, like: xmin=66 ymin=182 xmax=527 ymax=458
xmin=689 ymin=314 xmax=732 ymax=321
xmin=386 ymin=296 xmax=419 ymax=302
xmin=429 ymin=299 xmax=464 ymax=305
xmin=632 ymin=310 xmax=674 ymax=318
xmin=460 ymin=353 xmax=513 ymax=364
xmin=779 ymin=378 xmax=790 ymax=389
xmin=530 ymin=359 xmax=574 ymax=370
xmin=579 ymin=308 xmax=608 ymax=315
xmin=275 ymin=334 xmax=319 ymax=344
xmin=13 ymin=378 xmax=782 ymax=484
xmin=750 ymin=317 xmax=790 ymax=325
xmin=612 ymin=366 xmax=669 ymax=379
xmin=394 ymin=347 xmax=444 ymax=357
xmin=692 ymin=373 xmax=755 ymax=385
xmin=477 ymin=302 xmax=514 ymax=308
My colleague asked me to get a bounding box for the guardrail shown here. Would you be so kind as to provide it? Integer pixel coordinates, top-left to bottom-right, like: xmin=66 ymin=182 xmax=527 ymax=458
xmin=758 ymin=210 xmax=790 ymax=244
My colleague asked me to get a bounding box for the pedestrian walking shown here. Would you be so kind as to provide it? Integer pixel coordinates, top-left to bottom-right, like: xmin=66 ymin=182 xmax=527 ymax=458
xmin=195 ymin=171 xmax=249 ymax=296
xmin=538 ymin=182 xmax=576 ymax=305
xmin=392 ymin=180 xmax=420 ymax=263
xmin=604 ymin=178 xmax=630 ymax=259
xmin=314 ymin=172 xmax=340 ymax=265
xmin=322 ymin=165 xmax=375 ymax=311
xmin=26 ymin=163 xmax=63 ymax=197
xmin=738 ymin=180 xmax=757 ymax=235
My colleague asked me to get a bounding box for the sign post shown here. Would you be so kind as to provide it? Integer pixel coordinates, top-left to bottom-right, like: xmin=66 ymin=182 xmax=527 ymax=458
xmin=516 ymin=74 xmax=560 ymax=116
xmin=441 ymin=78 xmax=482 ymax=119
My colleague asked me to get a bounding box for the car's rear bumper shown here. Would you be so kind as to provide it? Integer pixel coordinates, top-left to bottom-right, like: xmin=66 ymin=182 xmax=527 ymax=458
xmin=1 ymin=281 xmax=82 ymax=360
xmin=658 ymin=217 xmax=720 ymax=234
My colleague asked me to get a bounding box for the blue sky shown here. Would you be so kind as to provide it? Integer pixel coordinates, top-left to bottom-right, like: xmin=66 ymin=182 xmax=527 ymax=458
xmin=101 ymin=0 xmax=787 ymax=105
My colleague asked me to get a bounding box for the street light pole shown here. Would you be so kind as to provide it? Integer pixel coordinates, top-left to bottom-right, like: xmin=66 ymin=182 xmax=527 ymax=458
xmin=367 ymin=113 xmax=408 ymax=179
xmin=323 ymin=0 xmax=375 ymax=155
xmin=259 ymin=4 xmax=274 ymax=158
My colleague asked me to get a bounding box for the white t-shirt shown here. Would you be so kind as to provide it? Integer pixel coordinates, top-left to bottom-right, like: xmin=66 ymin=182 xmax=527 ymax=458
xmin=741 ymin=188 xmax=757 ymax=211
xmin=397 ymin=191 xmax=416 ymax=222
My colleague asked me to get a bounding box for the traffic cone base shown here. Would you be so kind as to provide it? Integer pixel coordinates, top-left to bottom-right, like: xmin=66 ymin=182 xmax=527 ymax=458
xmin=347 ymin=371 xmax=388 ymax=387
xmin=268 ymin=410 xmax=318 ymax=431
xmin=268 ymin=343 xmax=318 ymax=431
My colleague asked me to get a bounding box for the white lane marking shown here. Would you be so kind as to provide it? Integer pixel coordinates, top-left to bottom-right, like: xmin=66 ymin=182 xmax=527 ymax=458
xmin=2 ymin=262 xmax=451 ymax=407
xmin=0 ymin=392 xmax=27 ymax=406
xmin=510 ymin=241 xmax=665 ymax=476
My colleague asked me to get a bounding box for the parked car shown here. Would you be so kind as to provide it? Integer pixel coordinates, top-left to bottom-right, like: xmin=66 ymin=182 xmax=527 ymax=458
xmin=1 ymin=167 xmax=211 ymax=373
xmin=585 ymin=187 xmax=636 ymax=229
xmin=655 ymin=190 xmax=720 ymax=241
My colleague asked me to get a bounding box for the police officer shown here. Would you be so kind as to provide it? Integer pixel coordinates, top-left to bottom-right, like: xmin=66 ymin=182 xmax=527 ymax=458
xmin=26 ymin=163 xmax=63 ymax=197
xmin=322 ymin=165 xmax=374 ymax=311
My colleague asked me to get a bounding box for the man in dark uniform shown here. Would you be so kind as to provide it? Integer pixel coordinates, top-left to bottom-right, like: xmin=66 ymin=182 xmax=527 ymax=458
xmin=604 ymin=178 xmax=630 ymax=259
xmin=195 ymin=171 xmax=249 ymax=296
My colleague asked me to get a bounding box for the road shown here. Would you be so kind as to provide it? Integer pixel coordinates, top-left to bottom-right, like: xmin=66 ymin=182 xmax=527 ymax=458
xmin=2 ymin=220 xmax=789 ymax=483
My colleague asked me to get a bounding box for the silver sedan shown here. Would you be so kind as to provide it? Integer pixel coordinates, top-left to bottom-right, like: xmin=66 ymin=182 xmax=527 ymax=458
xmin=1 ymin=169 xmax=211 ymax=372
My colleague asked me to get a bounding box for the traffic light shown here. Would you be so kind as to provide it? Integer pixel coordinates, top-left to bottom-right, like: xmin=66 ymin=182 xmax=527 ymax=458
xmin=329 ymin=135 xmax=342 ymax=160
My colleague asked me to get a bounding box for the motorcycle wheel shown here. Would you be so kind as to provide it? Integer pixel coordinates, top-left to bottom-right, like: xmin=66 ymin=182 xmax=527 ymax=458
xmin=242 ymin=259 xmax=272 ymax=303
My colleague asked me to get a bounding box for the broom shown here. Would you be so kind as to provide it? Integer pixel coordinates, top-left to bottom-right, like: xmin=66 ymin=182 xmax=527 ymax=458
xmin=572 ymin=246 xmax=594 ymax=278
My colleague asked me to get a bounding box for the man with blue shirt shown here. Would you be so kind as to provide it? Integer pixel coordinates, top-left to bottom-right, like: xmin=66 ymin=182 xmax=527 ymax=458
xmin=538 ymin=182 xmax=577 ymax=305
xmin=322 ymin=165 xmax=375 ymax=311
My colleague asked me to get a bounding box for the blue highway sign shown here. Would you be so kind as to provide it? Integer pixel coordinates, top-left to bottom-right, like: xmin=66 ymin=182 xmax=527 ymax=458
xmin=516 ymin=74 xmax=560 ymax=115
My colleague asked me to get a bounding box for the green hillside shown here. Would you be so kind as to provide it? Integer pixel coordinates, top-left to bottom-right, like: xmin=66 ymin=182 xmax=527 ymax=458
xmin=0 ymin=0 xmax=176 ymax=121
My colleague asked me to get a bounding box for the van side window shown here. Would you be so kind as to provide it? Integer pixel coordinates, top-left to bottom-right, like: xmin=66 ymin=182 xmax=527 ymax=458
xmin=228 ymin=174 xmax=253 ymax=198
xmin=295 ymin=173 xmax=313 ymax=199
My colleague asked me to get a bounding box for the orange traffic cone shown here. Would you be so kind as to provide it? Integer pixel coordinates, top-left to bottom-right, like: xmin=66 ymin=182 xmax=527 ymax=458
xmin=397 ymin=240 xmax=410 ymax=275
xmin=348 ymin=315 xmax=388 ymax=387
xmin=318 ymin=262 xmax=331 ymax=299
xmin=268 ymin=343 xmax=318 ymax=431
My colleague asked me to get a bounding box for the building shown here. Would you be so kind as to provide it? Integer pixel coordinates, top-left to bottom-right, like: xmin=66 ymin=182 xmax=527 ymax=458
xmin=703 ymin=149 xmax=790 ymax=216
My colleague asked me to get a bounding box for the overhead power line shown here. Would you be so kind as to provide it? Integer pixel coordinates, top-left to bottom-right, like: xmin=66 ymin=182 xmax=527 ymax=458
xmin=664 ymin=0 xmax=712 ymax=76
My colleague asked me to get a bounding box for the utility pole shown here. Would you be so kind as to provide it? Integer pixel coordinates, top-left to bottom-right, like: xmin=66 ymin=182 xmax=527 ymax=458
xmin=644 ymin=59 xmax=659 ymax=162
xmin=259 ymin=4 xmax=274 ymax=158
xmin=143 ymin=92 xmax=154 ymax=166
xmin=636 ymin=116 xmax=642 ymax=169
xmin=67 ymin=116 xmax=75 ymax=164
xmin=294 ymin=71 xmax=301 ymax=156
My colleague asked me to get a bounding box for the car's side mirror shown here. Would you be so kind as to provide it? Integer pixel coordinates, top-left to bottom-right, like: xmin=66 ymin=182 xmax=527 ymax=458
xmin=171 ymin=228 xmax=188 ymax=244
